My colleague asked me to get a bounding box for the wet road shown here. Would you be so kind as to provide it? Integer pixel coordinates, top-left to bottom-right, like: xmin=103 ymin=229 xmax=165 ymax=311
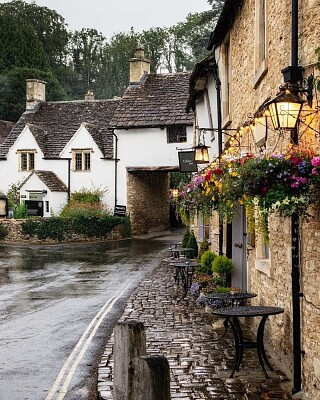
xmin=0 ymin=233 xmax=179 ymax=400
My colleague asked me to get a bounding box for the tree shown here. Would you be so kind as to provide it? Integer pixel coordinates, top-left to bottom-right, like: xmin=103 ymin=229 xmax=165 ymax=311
xmin=0 ymin=11 xmax=48 ymax=72
xmin=0 ymin=0 xmax=69 ymax=69
xmin=0 ymin=67 xmax=67 ymax=121
xmin=68 ymin=28 xmax=107 ymax=93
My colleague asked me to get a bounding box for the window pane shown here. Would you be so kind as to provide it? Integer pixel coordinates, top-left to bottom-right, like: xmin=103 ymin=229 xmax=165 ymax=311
xmin=167 ymin=125 xmax=187 ymax=143
xmin=75 ymin=153 xmax=82 ymax=170
xmin=20 ymin=153 xmax=27 ymax=171
xmin=28 ymin=153 xmax=35 ymax=170
xmin=84 ymin=153 xmax=91 ymax=170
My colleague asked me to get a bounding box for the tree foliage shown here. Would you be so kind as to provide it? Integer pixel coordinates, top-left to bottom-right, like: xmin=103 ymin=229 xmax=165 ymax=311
xmin=0 ymin=0 xmax=225 ymax=121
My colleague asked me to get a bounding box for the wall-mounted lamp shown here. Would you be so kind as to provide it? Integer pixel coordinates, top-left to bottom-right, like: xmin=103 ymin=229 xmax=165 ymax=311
xmin=266 ymin=89 xmax=305 ymax=130
xmin=42 ymin=189 xmax=48 ymax=195
xmin=194 ymin=129 xmax=210 ymax=164
xmin=265 ymin=65 xmax=313 ymax=131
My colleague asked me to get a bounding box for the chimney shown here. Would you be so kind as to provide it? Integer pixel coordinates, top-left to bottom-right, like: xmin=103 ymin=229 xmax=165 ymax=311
xmin=129 ymin=48 xmax=151 ymax=84
xmin=26 ymin=79 xmax=46 ymax=110
xmin=85 ymin=89 xmax=95 ymax=101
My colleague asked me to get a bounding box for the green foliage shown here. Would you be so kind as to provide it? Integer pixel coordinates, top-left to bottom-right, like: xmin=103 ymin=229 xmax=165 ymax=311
xmin=0 ymin=67 xmax=67 ymax=121
xmin=198 ymin=250 xmax=217 ymax=274
xmin=60 ymin=187 xmax=109 ymax=217
xmin=0 ymin=222 xmax=8 ymax=240
xmin=212 ymin=255 xmax=234 ymax=286
xmin=21 ymin=215 xmax=131 ymax=241
xmin=6 ymin=181 xmax=20 ymax=208
xmin=181 ymin=229 xmax=191 ymax=248
xmin=198 ymin=239 xmax=210 ymax=259
xmin=186 ymin=230 xmax=198 ymax=259
xmin=13 ymin=203 xmax=27 ymax=218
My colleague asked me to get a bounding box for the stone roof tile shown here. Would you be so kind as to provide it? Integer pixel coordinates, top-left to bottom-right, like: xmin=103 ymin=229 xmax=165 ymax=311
xmin=110 ymin=73 xmax=194 ymax=128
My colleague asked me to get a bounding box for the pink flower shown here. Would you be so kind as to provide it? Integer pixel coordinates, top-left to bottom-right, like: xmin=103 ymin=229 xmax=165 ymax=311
xmin=311 ymin=156 xmax=320 ymax=167
xmin=312 ymin=167 xmax=319 ymax=176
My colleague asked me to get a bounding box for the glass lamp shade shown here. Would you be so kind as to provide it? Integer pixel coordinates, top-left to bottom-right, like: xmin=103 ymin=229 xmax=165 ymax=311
xmin=266 ymin=90 xmax=304 ymax=130
xmin=194 ymin=143 xmax=210 ymax=164
xmin=171 ymin=188 xmax=179 ymax=199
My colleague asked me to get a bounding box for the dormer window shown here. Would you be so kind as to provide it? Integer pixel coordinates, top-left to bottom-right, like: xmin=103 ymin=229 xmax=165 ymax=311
xmin=167 ymin=125 xmax=187 ymax=143
xmin=72 ymin=149 xmax=92 ymax=171
xmin=18 ymin=150 xmax=35 ymax=171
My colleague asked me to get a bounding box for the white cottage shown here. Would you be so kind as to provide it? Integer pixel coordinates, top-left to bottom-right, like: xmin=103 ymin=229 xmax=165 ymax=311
xmin=0 ymin=50 xmax=194 ymax=234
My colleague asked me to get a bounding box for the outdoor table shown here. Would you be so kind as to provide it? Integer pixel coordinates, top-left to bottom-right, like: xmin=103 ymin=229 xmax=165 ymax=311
xmin=205 ymin=291 xmax=257 ymax=308
xmin=211 ymin=305 xmax=284 ymax=378
xmin=168 ymin=259 xmax=200 ymax=301
xmin=205 ymin=292 xmax=257 ymax=340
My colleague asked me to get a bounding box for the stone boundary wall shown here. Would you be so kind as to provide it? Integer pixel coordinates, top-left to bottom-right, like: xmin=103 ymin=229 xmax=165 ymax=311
xmin=0 ymin=219 xmax=128 ymax=245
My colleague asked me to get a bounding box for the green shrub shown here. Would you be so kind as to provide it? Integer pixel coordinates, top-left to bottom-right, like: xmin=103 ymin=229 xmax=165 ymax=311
xmin=198 ymin=239 xmax=210 ymax=260
xmin=14 ymin=203 xmax=27 ymax=218
xmin=20 ymin=215 xmax=131 ymax=241
xmin=212 ymin=255 xmax=234 ymax=286
xmin=181 ymin=230 xmax=191 ymax=248
xmin=186 ymin=230 xmax=198 ymax=259
xmin=198 ymin=250 xmax=217 ymax=275
xmin=0 ymin=223 xmax=8 ymax=240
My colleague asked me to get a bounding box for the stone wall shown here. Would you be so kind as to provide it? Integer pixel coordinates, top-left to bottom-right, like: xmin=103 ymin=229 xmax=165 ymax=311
xmin=0 ymin=219 xmax=127 ymax=245
xmin=127 ymin=170 xmax=170 ymax=235
xmin=226 ymin=1 xmax=320 ymax=398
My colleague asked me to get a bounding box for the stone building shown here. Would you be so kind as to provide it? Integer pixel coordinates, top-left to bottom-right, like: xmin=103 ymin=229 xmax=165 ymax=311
xmin=186 ymin=1 xmax=320 ymax=398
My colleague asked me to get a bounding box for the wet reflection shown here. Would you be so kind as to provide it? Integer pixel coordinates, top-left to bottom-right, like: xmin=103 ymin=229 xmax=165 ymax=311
xmin=0 ymin=237 xmax=171 ymax=321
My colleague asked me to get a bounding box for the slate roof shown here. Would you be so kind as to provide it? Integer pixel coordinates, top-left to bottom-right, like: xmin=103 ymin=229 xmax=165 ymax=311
xmin=0 ymin=120 xmax=15 ymax=144
xmin=21 ymin=170 xmax=68 ymax=192
xmin=110 ymin=73 xmax=194 ymax=128
xmin=0 ymin=99 xmax=120 ymax=159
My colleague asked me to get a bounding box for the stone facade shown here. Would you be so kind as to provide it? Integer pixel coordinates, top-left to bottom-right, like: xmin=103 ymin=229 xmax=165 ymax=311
xmin=189 ymin=0 xmax=320 ymax=398
xmin=127 ymin=170 xmax=170 ymax=235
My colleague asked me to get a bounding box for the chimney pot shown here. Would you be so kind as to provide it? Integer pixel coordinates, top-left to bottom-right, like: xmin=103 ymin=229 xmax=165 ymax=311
xmin=85 ymin=89 xmax=95 ymax=101
xmin=26 ymin=79 xmax=46 ymax=110
xmin=129 ymin=48 xmax=150 ymax=84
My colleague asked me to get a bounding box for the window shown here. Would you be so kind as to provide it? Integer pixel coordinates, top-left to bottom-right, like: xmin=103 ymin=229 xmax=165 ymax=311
xmin=18 ymin=151 xmax=35 ymax=171
xmin=46 ymin=201 xmax=49 ymax=213
xmin=221 ymin=36 xmax=231 ymax=122
xmin=254 ymin=0 xmax=268 ymax=87
xmin=167 ymin=125 xmax=187 ymax=143
xmin=72 ymin=149 xmax=92 ymax=171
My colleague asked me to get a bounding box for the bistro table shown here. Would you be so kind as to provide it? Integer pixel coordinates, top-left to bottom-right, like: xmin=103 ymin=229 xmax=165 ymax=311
xmin=168 ymin=259 xmax=200 ymax=301
xmin=211 ymin=305 xmax=284 ymax=378
xmin=205 ymin=292 xmax=257 ymax=340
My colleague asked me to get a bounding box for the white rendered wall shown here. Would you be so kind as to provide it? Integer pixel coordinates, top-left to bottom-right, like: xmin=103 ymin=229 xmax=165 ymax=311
xmin=115 ymin=126 xmax=194 ymax=207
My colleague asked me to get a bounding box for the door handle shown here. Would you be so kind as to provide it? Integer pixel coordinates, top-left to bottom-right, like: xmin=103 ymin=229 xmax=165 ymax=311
xmin=234 ymin=242 xmax=243 ymax=248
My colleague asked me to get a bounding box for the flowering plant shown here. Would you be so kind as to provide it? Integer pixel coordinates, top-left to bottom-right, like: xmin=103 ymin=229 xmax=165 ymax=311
xmin=176 ymin=147 xmax=320 ymax=225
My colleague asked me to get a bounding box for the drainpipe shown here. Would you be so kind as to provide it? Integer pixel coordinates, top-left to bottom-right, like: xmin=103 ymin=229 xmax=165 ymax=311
xmin=211 ymin=54 xmax=223 ymax=256
xmin=67 ymin=158 xmax=71 ymax=202
xmin=112 ymin=130 xmax=119 ymax=209
xmin=291 ymin=0 xmax=302 ymax=394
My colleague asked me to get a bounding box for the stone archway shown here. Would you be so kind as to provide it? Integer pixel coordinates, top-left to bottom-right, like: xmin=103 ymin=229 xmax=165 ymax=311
xmin=127 ymin=168 xmax=173 ymax=235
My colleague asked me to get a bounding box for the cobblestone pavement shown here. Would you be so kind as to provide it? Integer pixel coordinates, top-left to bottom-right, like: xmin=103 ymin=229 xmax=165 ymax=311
xmin=97 ymin=252 xmax=300 ymax=400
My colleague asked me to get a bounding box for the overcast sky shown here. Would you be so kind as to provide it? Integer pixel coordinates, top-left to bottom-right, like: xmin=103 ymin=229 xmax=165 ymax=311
xmin=1 ymin=0 xmax=211 ymax=39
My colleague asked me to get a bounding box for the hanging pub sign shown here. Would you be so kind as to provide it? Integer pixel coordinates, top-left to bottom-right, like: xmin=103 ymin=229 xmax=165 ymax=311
xmin=178 ymin=151 xmax=198 ymax=173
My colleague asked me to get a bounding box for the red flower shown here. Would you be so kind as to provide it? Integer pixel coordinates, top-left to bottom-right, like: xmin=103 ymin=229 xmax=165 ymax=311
xmin=214 ymin=168 xmax=223 ymax=175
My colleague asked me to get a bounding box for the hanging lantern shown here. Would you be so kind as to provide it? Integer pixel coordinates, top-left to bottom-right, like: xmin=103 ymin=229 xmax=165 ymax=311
xmin=266 ymin=89 xmax=304 ymax=130
xmin=194 ymin=143 xmax=210 ymax=163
